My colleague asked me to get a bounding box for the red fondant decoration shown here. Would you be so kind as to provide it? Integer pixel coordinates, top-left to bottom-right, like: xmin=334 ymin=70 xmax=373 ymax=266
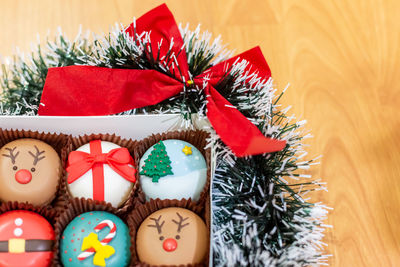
xmin=15 ymin=169 xmax=32 ymax=184
xmin=0 ymin=210 xmax=55 ymax=267
xmin=66 ymin=140 xmax=136 ymax=202
xmin=38 ymin=4 xmax=286 ymax=157
xmin=163 ymin=238 xmax=177 ymax=252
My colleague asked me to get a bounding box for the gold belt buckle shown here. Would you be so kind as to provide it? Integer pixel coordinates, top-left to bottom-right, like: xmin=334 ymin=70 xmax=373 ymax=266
xmin=8 ymin=239 xmax=25 ymax=253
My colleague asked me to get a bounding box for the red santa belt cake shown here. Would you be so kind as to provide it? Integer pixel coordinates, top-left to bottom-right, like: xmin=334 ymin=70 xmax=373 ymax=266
xmin=0 ymin=210 xmax=55 ymax=267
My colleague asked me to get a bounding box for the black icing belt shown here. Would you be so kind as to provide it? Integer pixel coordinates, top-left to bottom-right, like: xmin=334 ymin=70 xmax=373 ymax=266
xmin=0 ymin=240 xmax=53 ymax=252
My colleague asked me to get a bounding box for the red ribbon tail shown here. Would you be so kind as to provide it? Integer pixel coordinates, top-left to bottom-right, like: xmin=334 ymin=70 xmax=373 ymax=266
xmin=206 ymin=85 xmax=286 ymax=157
xmin=244 ymin=136 xmax=287 ymax=155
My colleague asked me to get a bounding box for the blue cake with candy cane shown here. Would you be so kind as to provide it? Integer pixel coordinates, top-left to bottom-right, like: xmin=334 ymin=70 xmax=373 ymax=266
xmin=60 ymin=211 xmax=130 ymax=267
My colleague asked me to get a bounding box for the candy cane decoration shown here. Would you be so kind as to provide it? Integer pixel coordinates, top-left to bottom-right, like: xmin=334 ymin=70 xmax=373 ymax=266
xmin=77 ymin=219 xmax=117 ymax=261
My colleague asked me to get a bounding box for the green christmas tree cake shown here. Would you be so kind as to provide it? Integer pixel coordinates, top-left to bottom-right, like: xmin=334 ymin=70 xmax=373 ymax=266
xmin=140 ymin=141 xmax=173 ymax=182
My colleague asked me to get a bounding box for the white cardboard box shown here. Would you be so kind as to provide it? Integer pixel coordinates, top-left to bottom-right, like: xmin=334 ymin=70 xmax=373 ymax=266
xmin=0 ymin=114 xmax=181 ymax=140
xmin=0 ymin=114 xmax=214 ymax=265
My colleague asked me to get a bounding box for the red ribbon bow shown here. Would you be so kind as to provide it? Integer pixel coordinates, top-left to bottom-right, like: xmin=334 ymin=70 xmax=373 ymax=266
xmin=67 ymin=140 xmax=136 ymax=201
xmin=38 ymin=4 xmax=286 ymax=157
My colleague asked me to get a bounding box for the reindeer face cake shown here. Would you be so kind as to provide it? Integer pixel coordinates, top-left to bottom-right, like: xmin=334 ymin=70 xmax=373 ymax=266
xmin=0 ymin=139 xmax=61 ymax=206
xmin=136 ymin=207 xmax=208 ymax=265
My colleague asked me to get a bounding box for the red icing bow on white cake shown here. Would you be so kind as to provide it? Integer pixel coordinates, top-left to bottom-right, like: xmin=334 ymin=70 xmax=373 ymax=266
xmin=66 ymin=140 xmax=136 ymax=202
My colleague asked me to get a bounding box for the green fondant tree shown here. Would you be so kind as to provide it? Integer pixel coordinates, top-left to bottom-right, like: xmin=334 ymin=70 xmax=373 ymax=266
xmin=140 ymin=141 xmax=173 ymax=182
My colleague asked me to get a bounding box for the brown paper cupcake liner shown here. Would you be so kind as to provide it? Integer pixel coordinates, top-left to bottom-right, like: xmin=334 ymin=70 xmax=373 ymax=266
xmin=60 ymin=133 xmax=138 ymax=216
xmin=52 ymin=197 xmax=132 ymax=267
xmin=127 ymin=199 xmax=210 ymax=267
xmin=0 ymin=128 xmax=68 ymax=211
xmin=135 ymin=130 xmax=211 ymax=207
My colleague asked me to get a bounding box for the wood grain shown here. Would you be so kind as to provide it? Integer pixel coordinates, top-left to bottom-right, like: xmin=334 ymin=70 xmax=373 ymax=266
xmin=1 ymin=0 xmax=400 ymax=266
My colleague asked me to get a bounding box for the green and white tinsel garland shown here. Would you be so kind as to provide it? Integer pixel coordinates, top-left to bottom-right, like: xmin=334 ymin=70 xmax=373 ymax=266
xmin=0 ymin=22 xmax=330 ymax=266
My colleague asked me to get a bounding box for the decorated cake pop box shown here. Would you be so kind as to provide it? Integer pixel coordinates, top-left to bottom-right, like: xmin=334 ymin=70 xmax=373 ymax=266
xmin=0 ymin=114 xmax=214 ymax=267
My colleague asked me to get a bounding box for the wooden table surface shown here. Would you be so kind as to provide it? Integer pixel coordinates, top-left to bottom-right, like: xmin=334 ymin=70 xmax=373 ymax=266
xmin=1 ymin=0 xmax=399 ymax=266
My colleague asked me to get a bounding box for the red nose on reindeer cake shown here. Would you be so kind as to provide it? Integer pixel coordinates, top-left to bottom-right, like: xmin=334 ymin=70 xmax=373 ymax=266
xmin=0 ymin=210 xmax=55 ymax=267
xmin=15 ymin=169 xmax=32 ymax=184
xmin=163 ymin=238 xmax=178 ymax=252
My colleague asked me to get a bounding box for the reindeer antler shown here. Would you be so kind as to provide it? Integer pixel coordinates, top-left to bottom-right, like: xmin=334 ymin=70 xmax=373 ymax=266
xmin=147 ymin=215 xmax=165 ymax=234
xmin=172 ymin=212 xmax=189 ymax=233
xmin=28 ymin=145 xmax=46 ymax=166
xmin=2 ymin=147 xmax=19 ymax=164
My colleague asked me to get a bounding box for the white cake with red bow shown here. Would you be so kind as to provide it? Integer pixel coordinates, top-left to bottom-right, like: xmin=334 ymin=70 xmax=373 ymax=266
xmin=66 ymin=140 xmax=136 ymax=208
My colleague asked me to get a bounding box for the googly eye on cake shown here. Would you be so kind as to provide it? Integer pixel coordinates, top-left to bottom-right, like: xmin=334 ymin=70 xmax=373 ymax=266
xmin=0 ymin=129 xmax=65 ymax=207
xmin=0 ymin=202 xmax=58 ymax=267
xmin=137 ymin=131 xmax=210 ymax=202
xmin=65 ymin=135 xmax=137 ymax=209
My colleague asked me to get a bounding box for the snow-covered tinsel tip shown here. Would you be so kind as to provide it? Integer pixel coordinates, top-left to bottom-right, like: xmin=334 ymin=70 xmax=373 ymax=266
xmin=213 ymin=204 xmax=331 ymax=267
xmin=179 ymin=23 xmax=233 ymax=69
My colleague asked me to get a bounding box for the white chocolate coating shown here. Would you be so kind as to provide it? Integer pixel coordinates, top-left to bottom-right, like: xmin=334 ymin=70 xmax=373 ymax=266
xmin=67 ymin=141 xmax=134 ymax=207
